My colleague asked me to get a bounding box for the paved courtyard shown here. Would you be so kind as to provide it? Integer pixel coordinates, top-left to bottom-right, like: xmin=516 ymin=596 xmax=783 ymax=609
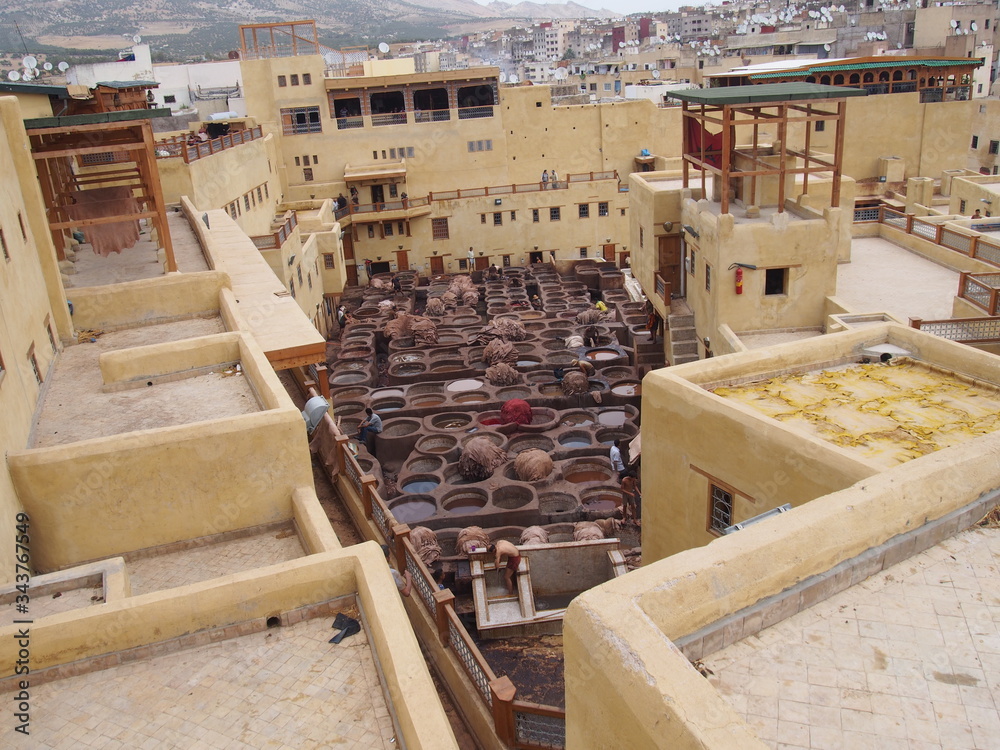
xmin=704 ymin=525 xmax=1000 ymax=749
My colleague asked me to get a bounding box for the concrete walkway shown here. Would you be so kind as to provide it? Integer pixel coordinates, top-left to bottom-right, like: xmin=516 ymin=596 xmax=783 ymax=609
xmin=836 ymin=238 xmax=960 ymax=322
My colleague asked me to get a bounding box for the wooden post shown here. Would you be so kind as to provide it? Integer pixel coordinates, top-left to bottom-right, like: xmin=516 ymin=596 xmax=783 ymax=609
xmin=720 ymin=104 xmax=731 ymax=216
xmin=991 ymin=288 xmax=999 ymax=316
xmin=316 ymin=365 xmax=330 ymax=400
xmin=969 ymin=234 xmax=979 ymax=259
xmin=433 ymin=590 xmax=455 ymax=645
xmin=490 ymin=676 xmax=517 ymax=745
xmin=935 ymin=224 xmax=944 ymax=245
xmin=910 ymin=317 xmax=922 ymax=329
xmin=393 ymin=524 xmax=410 ymax=570
xmin=831 ymin=100 xmax=846 ymax=208
xmin=959 ymin=272 xmax=968 ymax=301
xmin=906 ymin=214 xmax=914 ymax=234
xmin=334 ymin=433 xmax=349 ymax=475
xmin=361 ymin=475 xmax=376 ymax=518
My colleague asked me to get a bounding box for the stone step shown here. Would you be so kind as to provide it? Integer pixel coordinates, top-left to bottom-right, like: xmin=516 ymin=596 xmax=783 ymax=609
xmin=669 ymin=325 xmax=697 ymax=342
xmin=672 ymin=354 xmax=700 ymax=366
xmin=672 ymin=340 xmax=698 ymax=356
xmin=669 ymin=314 xmax=695 ymax=329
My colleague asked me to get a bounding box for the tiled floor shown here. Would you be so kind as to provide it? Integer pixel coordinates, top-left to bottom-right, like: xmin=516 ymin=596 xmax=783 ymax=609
xmin=0 ymin=586 xmax=102 ymax=628
xmin=29 ymin=615 xmax=396 ymax=748
xmin=127 ymin=529 xmax=305 ymax=595
xmin=704 ymin=526 xmax=1000 ymax=750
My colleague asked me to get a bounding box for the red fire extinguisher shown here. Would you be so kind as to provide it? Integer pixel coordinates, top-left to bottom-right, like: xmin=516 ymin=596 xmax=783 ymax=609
xmin=735 ymin=266 xmax=744 ymax=295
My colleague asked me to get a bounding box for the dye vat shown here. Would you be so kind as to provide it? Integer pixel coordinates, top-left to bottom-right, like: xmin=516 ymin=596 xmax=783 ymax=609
xmin=559 ymin=432 xmax=592 ymax=448
xmin=371 ymin=397 xmax=405 ymax=412
xmin=506 ymin=434 xmax=555 ymax=454
xmin=539 ymin=493 xmax=578 ymax=516
xmin=497 ymin=387 xmax=530 ymax=401
xmin=412 ymin=395 xmax=446 ymax=407
xmin=391 ymin=353 xmax=423 ymax=364
xmin=401 ymin=476 xmax=440 ymax=494
xmin=539 ymin=384 xmax=563 ymax=396
xmin=560 ymin=412 xmax=594 ymax=427
xmin=597 ymin=410 xmax=627 ymax=426
xmin=382 ymin=419 xmax=420 ymax=437
xmin=389 ymin=496 xmax=436 ymax=524
xmin=586 ymin=348 xmax=619 ymax=361
xmin=331 ymin=372 xmax=368 ymax=385
xmin=414 ymin=435 xmax=458 ymax=455
xmin=432 ymin=413 xmax=473 ymax=430
xmin=454 ymin=391 xmax=489 ymax=404
xmin=371 ymin=388 xmax=404 ymax=399
xmin=563 ymin=462 xmax=613 ymax=484
xmin=391 ymin=363 xmax=426 ymax=376
xmin=516 ymin=360 xmax=540 ymax=368
xmin=493 ymin=485 xmax=533 ymax=510
xmin=611 ymin=381 xmax=641 ymax=397
xmin=446 ymin=378 xmax=483 ymax=392
xmin=442 ymin=489 xmax=488 ymax=514
xmin=581 ymin=488 xmax=624 ymax=519
xmin=404 ymin=455 xmax=445 ymax=474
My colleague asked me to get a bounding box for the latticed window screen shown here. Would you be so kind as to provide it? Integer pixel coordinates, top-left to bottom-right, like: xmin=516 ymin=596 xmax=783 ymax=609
xmin=710 ymin=484 xmax=733 ymax=532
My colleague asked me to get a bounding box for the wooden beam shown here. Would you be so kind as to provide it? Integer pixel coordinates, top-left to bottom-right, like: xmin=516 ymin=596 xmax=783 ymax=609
xmin=33 ymin=143 xmax=147 ymax=160
xmin=47 ymin=210 xmax=158 ymax=232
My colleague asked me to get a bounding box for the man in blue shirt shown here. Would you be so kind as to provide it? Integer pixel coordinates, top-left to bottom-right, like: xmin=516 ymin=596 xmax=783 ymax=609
xmin=358 ymin=408 xmax=383 ymax=445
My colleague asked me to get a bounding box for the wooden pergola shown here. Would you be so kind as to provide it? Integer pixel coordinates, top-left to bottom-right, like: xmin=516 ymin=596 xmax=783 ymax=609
xmin=674 ymin=83 xmax=868 ymax=216
xmin=239 ymin=20 xmax=321 ymax=59
xmin=25 ymin=113 xmax=176 ymax=270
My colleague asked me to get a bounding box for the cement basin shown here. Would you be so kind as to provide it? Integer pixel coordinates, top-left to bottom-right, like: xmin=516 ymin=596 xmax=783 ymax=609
xmin=389 ymin=495 xmax=437 ymax=524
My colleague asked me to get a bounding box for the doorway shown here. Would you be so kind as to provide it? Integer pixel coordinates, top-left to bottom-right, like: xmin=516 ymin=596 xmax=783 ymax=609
xmin=370 ymin=184 xmax=384 ymax=207
xmin=475 ymin=256 xmax=490 ymax=271
xmin=529 ymin=251 xmax=543 ymax=264
xmin=395 ymin=250 xmax=408 ymax=270
xmin=602 ymin=243 xmax=615 ymax=261
xmin=369 ymin=261 xmax=390 ymax=276
xmin=658 ymin=235 xmax=682 ymax=294
xmin=430 ymin=255 xmax=445 ymax=275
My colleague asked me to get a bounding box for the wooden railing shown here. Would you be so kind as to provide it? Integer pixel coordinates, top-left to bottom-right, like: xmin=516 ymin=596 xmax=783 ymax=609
xmin=429 ymin=171 xmax=618 ymax=201
xmin=910 ymin=315 xmax=1000 ymax=342
xmin=250 ymin=211 xmax=298 ymax=250
xmin=318 ymin=415 xmax=568 ymax=747
xmin=855 ymin=205 xmax=1000 ymax=270
xmin=155 ymin=126 xmax=263 ymax=164
xmin=957 ymin=271 xmax=1000 ymax=315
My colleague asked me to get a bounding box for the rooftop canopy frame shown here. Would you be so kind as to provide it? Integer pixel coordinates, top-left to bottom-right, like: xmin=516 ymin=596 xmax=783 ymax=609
xmin=673 ymin=83 xmax=867 ymax=215
xmin=26 ymin=117 xmax=176 ymax=270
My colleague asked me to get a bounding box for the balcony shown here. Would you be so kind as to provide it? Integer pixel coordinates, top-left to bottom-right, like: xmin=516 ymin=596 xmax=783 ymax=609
xmin=155 ymin=127 xmax=264 ymax=164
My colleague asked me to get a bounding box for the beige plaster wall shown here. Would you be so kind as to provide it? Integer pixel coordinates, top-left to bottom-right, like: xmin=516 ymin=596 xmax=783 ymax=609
xmin=68 ymin=271 xmax=230 ymax=331
xmin=98 ymin=332 xmax=242 ymax=386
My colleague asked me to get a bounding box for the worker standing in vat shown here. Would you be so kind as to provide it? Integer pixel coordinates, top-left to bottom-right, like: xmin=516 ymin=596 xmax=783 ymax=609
xmin=490 ymin=540 xmax=521 ymax=595
xmin=610 ymin=439 xmax=626 ymax=479
xmin=621 ymin=470 xmax=641 ymax=527
xmin=357 ymin=407 xmax=383 ymax=446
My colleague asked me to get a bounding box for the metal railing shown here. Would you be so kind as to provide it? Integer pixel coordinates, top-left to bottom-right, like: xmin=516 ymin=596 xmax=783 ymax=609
xmin=458 ymin=105 xmax=494 ymax=120
xmin=429 ymin=171 xmax=619 ymax=202
xmin=250 ymin=211 xmax=297 ymax=250
xmin=155 ymin=127 xmax=263 ymax=164
xmin=447 ymin=606 xmax=496 ymax=707
xmin=513 ymin=702 xmax=567 ymax=749
xmin=335 ymin=116 xmax=364 ymax=130
xmin=370 ymin=488 xmax=393 ymax=543
xmin=414 ymin=109 xmax=451 ymax=123
xmin=371 ymin=112 xmax=408 ymax=127
xmin=403 ymin=538 xmax=438 ymax=617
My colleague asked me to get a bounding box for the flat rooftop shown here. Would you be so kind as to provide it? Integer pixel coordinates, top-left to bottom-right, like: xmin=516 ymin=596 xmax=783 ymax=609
xmin=32 ymin=316 xmax=261 ymax=448
xmin=28 ymin=613 xmax=398 ymax=748
xmin=703 ymin=524 xmax=1000 ymax=749
xmin=712 ymin=358 xmax=1000 ymax=468
xmin=837 ymin=237 xmax=959 ymax=321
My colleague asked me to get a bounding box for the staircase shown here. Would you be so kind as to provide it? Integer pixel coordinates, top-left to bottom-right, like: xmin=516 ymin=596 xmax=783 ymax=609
xmin=667 ymin=299 xmax=699 ymax=366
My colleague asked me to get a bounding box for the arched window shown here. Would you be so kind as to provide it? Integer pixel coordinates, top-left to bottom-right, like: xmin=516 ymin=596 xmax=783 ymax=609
xmin=834 ymin=74 xmax=844 ymax=85
xmin=879 ymin=72 xmax=889 ymax=82
xmin=820 ymin=75 xmax=831 ymax=85
xmin=850 ymin=73 xmax=861 ymax=84
xmin=892 ymin=70 xmax=903 ymax=81
xmin=908 ymin=69 xmax=917 ymax=80
xmin=806 ymin=76 xmax=817 ymax=83
xmin=863 ymin=72 xmax=874 ymax=83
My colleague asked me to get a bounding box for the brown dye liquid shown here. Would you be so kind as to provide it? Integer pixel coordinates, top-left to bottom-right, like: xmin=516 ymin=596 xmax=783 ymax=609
xmin=566 ymin=470 xmax=611 ymax=483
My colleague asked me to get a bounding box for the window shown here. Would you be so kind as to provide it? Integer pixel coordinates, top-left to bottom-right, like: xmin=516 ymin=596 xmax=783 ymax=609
xmin=313 ymin=155 xmax=318 ymax=164
xmin=603 ymin=83 xmax=612 ymax=91
xmin=281 ymin=107 xmax=322 ymax=135
xmin=510 ymin=211 xmax=516 ymax=222
xmin=502 ymin=255 xmax=511 ymax=267
xmin=290 ymin=279 xmax=295 ymax=298
xmin=579 ymin=204 xmax=590 ymax=219
xmin=815 ymin=120 xmax=825 ymax=132
xmin=324 ymin=254 xmax=335 ymax=269
xmin=229 ymin=203 xmax=237 ymax=220
xmin=17 ymin=213 xmax=26 ymax=241
xmin=960 ymin=199 xmax=967 ymax=214
xmin=620 ymin=209 xmax=626 ymax=217
xmin=598 ymin=202 xmax=609 ymax=217
xmin=972 ymin=135 xmax=980 ymax=149
xmin=303 ymin=73 xmax=312 ymax=85
xmin=303 ymin=168 xmax=314 ymax=182
xmin=590 ymin=83 xmax=597 ymax=91
xmin=481 ymin=214 xmax=487 ymax=224
xmin=244 ymin=195 xmax=251 ymax=211
xmin=257 ymin=187 xmax=263 ymax=202
xmin=278 ymin=75 xmax=287 ymax=87
xmin=705 ymin=263 xmax=711 ymax=292
xmin=295 ymin=156 xmax=301 ymax=166
xmin=532 ymin=209 xmax=540 ymax=223
xmin=163 ymin=94 xmax=176 ymax=103
xmin=764 ymin=267 xmax=788 ymax=295
xmin=367 ymin=225 xmax=375 ymax=239
xmin=384 ymin=222 xmax=394 ymax=237
xmin=307 ymin=272 xmax=313 ymax=289
xmin=432 ymin=218 xmax=449 ymax=240
xmin=290 ymin=74 xmax=299 ymax=86
xmin=468 ymin=140 xmax=493 ymax=152
xmin=297 ymin=267 xmax=303 ymax=286
xmin=264 ymin=184 xmax=269 ymax=198
xmin=493 ymin=212 xmax=503 ymax=226
xmin=45 ymin=318 xmax=56 ymax=352
xmin=689 ymin=250 xmax=696 ymax=275
xmin=639 ymin=227 xmax=644 ymax=248
xmin=550 ymin=207 xmax=561 ymax=221
xmin=27 ymin=345 xmax=42 ymax=386
xmin=458 ymin=258 xmax=468 ymax=270
xmin=0 ymin=347 xmax=5 ymax=382
xmin=579 ymin=247 xmax=588 ymax=258
xmin=709 ymin=483 xmax=733 ymax=534
xmin=303 ymin=155 xmax=310 ymax=166
xmin=398 ymin=221 xmax=404 ymax=235
xmin=1 ymin=229 xmax=8 ymax=261
xmin=991 ymin=141 xmax=999 ymax=155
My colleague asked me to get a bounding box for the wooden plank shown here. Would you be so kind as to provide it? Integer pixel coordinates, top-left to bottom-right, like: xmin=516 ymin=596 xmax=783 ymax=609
xmin=33 ymin=143 xmax=147 ymax=160
xmin=48 ymin=211 xmax=158 ymax=231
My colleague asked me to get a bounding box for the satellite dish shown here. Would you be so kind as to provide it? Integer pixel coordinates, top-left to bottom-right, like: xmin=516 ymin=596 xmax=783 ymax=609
xmin=133 ymin=35 xmax=142 ymax=44
xmin=824 ymin=43 xmax=831 ymax=51
xmin=499 ymin=72 xmax=507 ymax=83
xmin=897 ymin=42 xmax=903 ymax=48
xmin=509 ymin=74 xmax=519 ymax=84
xmin=23 ymin=56 xmax=37 ymax=69
xmin=652 ymin=69 xmax=660 ymax=79
xmin=555 ymin=68 xmax=568 ymax=80
xmin=21 ymin=70 xmax=32 ymax=81
xmin=972 ymin=22 xmax=978 ymax=31
xmin=950 ymin=19 xmax=958 ymax=28
xmin=618 ymin=41 xmax=625 ymax=48
xmin=378 ymin=42 xmax=390 ymax=54
xmin=58 ymin=61 xmax=69 ymax=72
xmin=7 ymin=70 xmax=21 ymax=81
xmin=43 ymin=61 xmax=53 ymax=70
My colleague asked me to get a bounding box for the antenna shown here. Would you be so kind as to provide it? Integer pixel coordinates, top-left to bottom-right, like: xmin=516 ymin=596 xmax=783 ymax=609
xmin=43 ymin=61 xmax=53 ymax=71
xmin=7 ymin=70 xmax=21 ymax=81
xmin=58 ymin=61 xmax=69 ymax=72
xmin=652 ymin=69 xmax=660 ymax=79
xmin=378 ymin=42 xmax=390 ymax=54
xmin=22 ymin=55 xmax=37 ymax=69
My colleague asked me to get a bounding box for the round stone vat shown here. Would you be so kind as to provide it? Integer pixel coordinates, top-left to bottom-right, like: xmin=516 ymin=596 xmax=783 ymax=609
xmin=414 ymin=435 xmax=457 ymax=457
xmin=399 ymin=474 xmax=441 ymax=494
xmin=442 ymin=488 xmax=488 ymax=515
xmin=333 ymin=401 xmax=365 ymax=418
xmin=520 ymin=407 xmax=558 ymax=433
xmin=452 ymin=315 xmax=481 ymax=327
xmin=443 ymin=465 xmax=480 ymax=486
xmin=453 ymin=391 xmax=490 ymax=404
xmin=461 ymin=430 xmax=506 ymax=449
xmin=581 ymin=488 xmax=624 ymax=520
xmin=431 ymin=413 xmax=473 ymax=430
xmin=601 ymin=367 xmax=635 ymax=382
xmin=411 ymin=394 xmax=446 ymax=408
xmin=430 ymin=360 xmax=465 ymax=372
xmin=338 ymin=348 xmax=370 ymax=360
xmin=388 ymin=362 xmax=426 ymax=377
xmin=336 ymin=360 xmax=369 ymax=371
xmin=388 ymin=336 xmax=416 ymax=350
xmin=515 ymin=356 xmax=542 ymax=368
xmin=497 ymin=386 xmax=530 ymax=402
xmin=331 ymin=386 xmax=369 ymax=400
xmin=543 ymin=340 xmax=569 ymax=351
xmin=610 ymin=380 xmax=642 ymax=397
xmin=538 ymin=382 xmax=563 ymax=396
xmin=558 ymin=430 xmax=593 ymax=449
xmin=331 ymin=371 xmax=369 ymax=385
xmin=437 ymin=333 xmax=466 ymax=345
xmin=352 ymin=308 xmax=383 ymax=319
xmin=389 ymin=495 xmax=437 ymax=524
xmin=559 ymin=411 xmax=595 ymax=427
xmin=597 ymin=409 xmax=629 ymax=427
xmin=347 ymin=323 xmax=378 ymax=333
xmin=404 ymin=455 xmax=446 ymax=474
xmin=595 ymin=425 xmax=638 ymax=445
xmin=390 ymin=352 xmax=424 ymax=364
xmin=586 ymin=348 xmax=619 ymax=361
xmin=371 ymin=397 xmax=405 ymax=413
xmin=381 ymin=418 xmax=421 ymax=437
xmin=372 ymin=388 xmax=404 ymax=399
xmin=540 ymin=492 xmax=578 ymax=516
xmin=408 ymin=383 xmax=444 ymax=396
xmin=506 ymin=434 xmax=555 ymax=454
xmin=563 ymin=460 xmax=614 ymax=484
xmin=548 ymin=319 xmax=572 ymax=329
xmin=493 ymin=485 xmax=533 ymax=510
xmin=549 ymin=353 xmax=576 ymax=366
xmin=446 ymin=378 xmax=484 ymax=392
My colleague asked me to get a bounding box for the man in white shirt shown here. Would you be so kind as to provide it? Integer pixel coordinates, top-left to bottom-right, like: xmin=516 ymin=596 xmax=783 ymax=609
xmin=610 ymin=439 xmax=626 ymax=478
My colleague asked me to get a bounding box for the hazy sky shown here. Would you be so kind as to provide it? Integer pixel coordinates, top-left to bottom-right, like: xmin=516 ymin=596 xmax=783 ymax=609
xmin=475 ymin=0 xmax=696 ymax=18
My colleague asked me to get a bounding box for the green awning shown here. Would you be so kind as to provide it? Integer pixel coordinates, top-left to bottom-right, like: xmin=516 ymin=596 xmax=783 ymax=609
xmin=748 ymin=58 xmax=984 ymax=80
xmin=671 ymin=82 xmax=867 ymax=106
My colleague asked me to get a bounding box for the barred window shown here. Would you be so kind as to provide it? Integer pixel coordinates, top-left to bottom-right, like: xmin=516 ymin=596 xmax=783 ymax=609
xmin=281 ymin=107 xmax=322 ymax=135
xmin=579 ymin=204 xmax=589 ymax=219
xmin=324 ymin=254 xmax=335 ymax=269
xmin=549 ymin=207 xmax=561 ymax=221
xmin=432 ymin=218 xmax=449 ymax=239
xmin=598 ymin=202 xmax=609 ymax=217
xmin=709 ymin=484 xmax=733 ymax=533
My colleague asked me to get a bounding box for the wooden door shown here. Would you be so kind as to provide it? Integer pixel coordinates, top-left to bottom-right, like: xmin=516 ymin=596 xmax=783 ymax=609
xmin=658 ymin=235 xmax=682 ymax=291
xmin=602 ymin=243 xmax=616 ymax=261
xmin=346 ymin=263 xmax=358 ymax=286
xmin=475 ymin=256 xmax=490 ymax=271
xmin=618 ymin=251 xmax=630 ymax=268
xmin=395 ymin=250 xmax=408 ymax=270
xmin=430 ymin=256 xmax=444 ymax=275
xmin=342 ymin=233 xmax=355 ymax=260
